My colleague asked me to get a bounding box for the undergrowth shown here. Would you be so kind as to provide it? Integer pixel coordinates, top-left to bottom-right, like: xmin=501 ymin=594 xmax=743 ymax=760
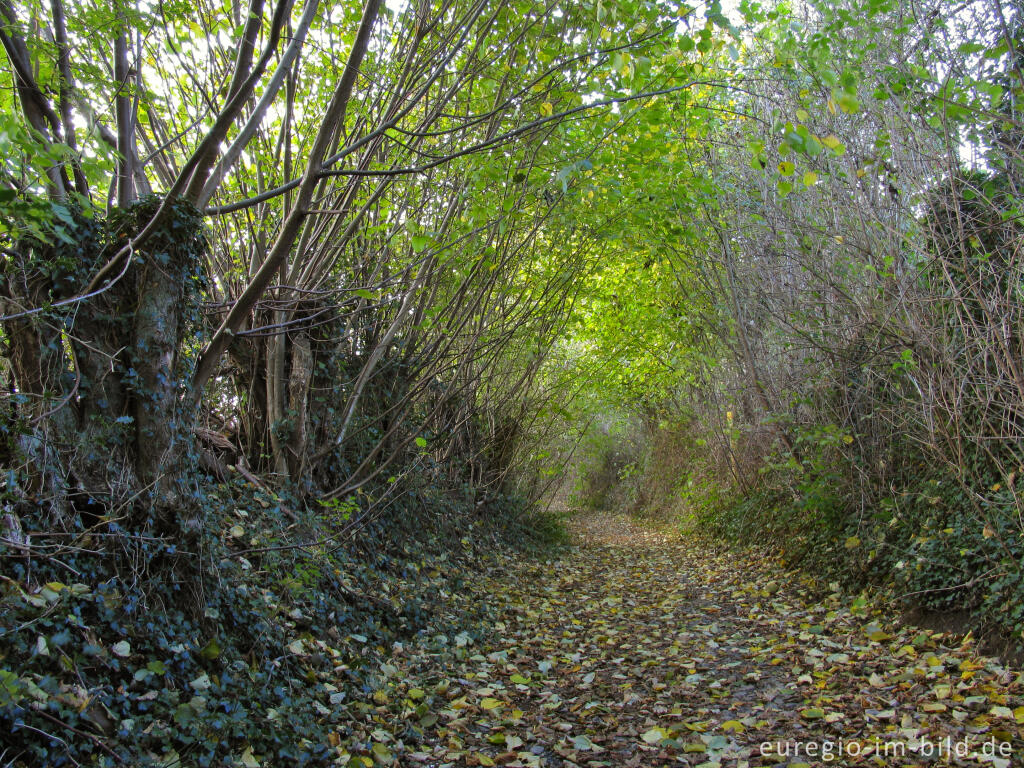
xmin=0 ymin=478 xmax=561 ymax=767
xmin=683 ymin=458 xmax=1024 ymax=660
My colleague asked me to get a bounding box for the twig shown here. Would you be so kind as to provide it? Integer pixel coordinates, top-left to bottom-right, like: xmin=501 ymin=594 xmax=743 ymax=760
xmin=32 ymin=710 xmax=124 ymax=763
xmin=10 ymin=723 xmax=79 ymax=767
xmin=896 ymin=568 xmax=1000 ymax=601
xmin=0 ymin=244 xmax=134 ymax=323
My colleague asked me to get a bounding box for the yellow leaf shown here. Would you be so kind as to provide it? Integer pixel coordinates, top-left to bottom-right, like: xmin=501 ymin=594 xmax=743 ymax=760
xmin=721 ymin=719 xmax=745 ymax=733
xmin=865 ymin=625 xmax=890 ymax=642
xmin=240 ymin=746 xmax=260 ymax=768
xmin=480 ymin=697 xmax=503 ymax=710
xmin=370 ymin=742 xmax=393 ymax=764
xmin=641 ymin=727 xmax=666 ymax=744
xmin=845 ymin=536 xmax=861 ymax=549
xmin=539 ymin=102 xmax=553 ymax=117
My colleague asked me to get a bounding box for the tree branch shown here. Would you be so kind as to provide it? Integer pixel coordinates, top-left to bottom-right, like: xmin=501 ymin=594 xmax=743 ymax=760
xmin=189 ymin=0 xmax=384 ymax=397
xmin=82 ymin=0 xmax=294 ymax=295
xmin=195 ymin=0 xmax=321 ymax=207
xmin=183 ymin=0 xmax=269 ymax=201
xmin=205 ymin=82 xmax=710 ymax=214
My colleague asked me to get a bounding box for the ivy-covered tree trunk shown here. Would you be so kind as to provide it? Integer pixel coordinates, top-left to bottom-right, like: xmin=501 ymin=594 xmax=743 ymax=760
xmin=0 ymin=197 xmax=207 ymax=533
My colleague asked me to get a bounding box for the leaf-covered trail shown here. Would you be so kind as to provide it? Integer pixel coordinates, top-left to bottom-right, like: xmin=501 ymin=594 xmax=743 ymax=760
xmin=343 ymin=513 xmax=1023 ymax=767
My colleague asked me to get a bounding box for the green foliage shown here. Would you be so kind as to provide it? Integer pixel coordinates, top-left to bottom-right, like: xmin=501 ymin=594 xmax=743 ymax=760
xmin=681 ymin=432 xmax=1024 ymax=651
xmin=3 ymin=0 xmax=1023 ymax=757
xmin=565 ymin=412 xmax=645 ymax=512
xmin=0 ymin=116 xmax=94 ymax=242
xmin=535 ymin=0 xmax=1024 ymax=654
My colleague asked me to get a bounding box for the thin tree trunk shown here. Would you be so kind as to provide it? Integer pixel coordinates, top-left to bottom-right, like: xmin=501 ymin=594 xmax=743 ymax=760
xmin=190 ymin=0 xmax=383 ymax=397
xmin=114 ymin=24 xmax=135 ymax=207
xmin=195 ymin=0 xmax=319 ymax=207
xmin=287 ymin=331 xmax=313 ymax=485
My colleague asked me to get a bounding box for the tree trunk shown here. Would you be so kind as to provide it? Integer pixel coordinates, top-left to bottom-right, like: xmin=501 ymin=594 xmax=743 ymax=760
xmin=286 ymin=331 xmax=312 ymax=487
xmin=132 ymin=246 xmax=193 ymax=509
xmin=0 ymin=198 xmax=206 ymax=533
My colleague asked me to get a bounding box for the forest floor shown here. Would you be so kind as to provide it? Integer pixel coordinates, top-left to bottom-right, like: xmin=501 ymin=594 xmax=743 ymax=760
xmin=337 ymin=512 xmax=1024 ymax=767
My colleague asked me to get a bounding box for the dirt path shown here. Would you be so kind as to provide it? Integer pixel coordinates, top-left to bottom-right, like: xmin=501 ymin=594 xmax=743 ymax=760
xmin=340 ymin=513 xmax=1023 ymax=767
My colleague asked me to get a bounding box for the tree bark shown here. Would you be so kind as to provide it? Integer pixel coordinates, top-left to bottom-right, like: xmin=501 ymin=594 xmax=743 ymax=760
xmin=114 ymin=25 xmax=135 ymax=208
xmin=287 ymin=331 xmax=313 ymax=486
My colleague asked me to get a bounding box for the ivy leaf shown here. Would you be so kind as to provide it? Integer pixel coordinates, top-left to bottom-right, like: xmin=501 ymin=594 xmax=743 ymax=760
xmin=111 ymin=640 xmax=131 ymax=657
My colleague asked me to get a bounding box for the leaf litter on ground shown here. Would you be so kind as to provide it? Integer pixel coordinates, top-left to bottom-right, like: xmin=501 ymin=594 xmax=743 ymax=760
xmin=323 ymin=513 xmax=1023 ymax=767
